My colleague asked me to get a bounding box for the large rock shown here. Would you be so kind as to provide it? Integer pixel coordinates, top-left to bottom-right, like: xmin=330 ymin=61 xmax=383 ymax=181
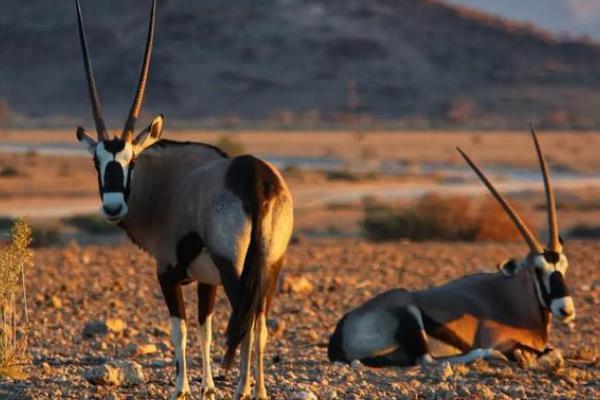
xmin=84 ymin=361 xmax=145 ymax=386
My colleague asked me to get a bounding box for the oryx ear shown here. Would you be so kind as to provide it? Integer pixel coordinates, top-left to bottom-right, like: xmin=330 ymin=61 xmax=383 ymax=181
xmin=76 ymin=127 xmax=97 ymax=154
xmin=133 ymin=114 xmax=164 ymax=151
xmin=498 ymin=258 xmax=519 ymax=277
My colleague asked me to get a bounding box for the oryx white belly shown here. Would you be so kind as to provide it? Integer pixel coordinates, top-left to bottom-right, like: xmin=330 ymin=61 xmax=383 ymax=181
xmin=343 ymin=311 xmax=399 ymax=360
xmin=187 ymin=249 xmax=221 ymax=286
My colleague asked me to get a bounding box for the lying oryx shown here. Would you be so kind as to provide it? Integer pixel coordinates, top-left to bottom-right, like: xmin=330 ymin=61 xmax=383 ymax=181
xmin=73 ymin=1 xmax=293 ymax=399
xmin=328 ymin=129 xmax=575 ymax=367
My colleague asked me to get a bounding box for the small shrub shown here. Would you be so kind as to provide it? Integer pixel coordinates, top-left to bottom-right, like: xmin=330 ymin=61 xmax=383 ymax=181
xmin=0 ymin=166 xmax=19 ymax=178
xmin=568 ymin=225 xmax=600 ymax=239
xmin=0 ymin=218 xmax=33 ymax=378
xmin=362 ymin=194 xmax=531 ymax=242
xmin=327 ymin=170 xmax=381 ymax=182
xmin=215 ymin=135 xmax=246 ymax=157
xmin=326 ymin=202 xmax=357 ymax=211
xmin=473 ymin=198 xmax=531 ymax=241
xmin=327 ymin=170 xmax=362 ymax=182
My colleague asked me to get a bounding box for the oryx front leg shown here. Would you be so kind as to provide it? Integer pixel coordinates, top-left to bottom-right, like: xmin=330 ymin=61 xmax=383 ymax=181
xmin=439 ymin=348 xmax=508 ymax=364
xmin=159 ymin=270 xmax=190 ymax=400
xmin=234 ymin=321 xmax=255 ymax=400
xmin=198 ymin=283 xmax=217 ymax=400
xmin=253 ymin=311 xmax=268 ymax=400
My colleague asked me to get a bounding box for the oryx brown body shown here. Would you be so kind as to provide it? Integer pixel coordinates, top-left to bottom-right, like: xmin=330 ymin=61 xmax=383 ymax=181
xmin=72 ymin=1 xmax=293 ymax=399
xmin=329 ymin=129 xmax=574 ymax=367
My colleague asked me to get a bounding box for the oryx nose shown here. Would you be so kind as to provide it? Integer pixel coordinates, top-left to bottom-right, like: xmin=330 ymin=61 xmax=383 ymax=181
xmin=103 ymin=203 xmax=122 ymax=215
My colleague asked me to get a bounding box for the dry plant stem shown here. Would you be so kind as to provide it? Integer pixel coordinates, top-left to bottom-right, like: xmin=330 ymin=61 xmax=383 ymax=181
xmin=0 ymin=218 xmax=32 ymax=377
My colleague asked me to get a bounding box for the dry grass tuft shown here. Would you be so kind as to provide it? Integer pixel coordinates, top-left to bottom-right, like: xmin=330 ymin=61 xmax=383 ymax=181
xmin=0 ymin=218 xmax=33 ymax=378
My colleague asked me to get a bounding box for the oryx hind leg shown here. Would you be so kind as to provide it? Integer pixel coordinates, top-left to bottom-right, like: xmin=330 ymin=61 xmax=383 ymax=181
xmin=158 ymin=268 xmax=191 ymax=400
xmin=197 ymin=283 xmax=217 ymax=400
xmin=234 ymin=321 xmax=255 ymax=400
xmin=253 ymin=310 xmax=268 ymax=400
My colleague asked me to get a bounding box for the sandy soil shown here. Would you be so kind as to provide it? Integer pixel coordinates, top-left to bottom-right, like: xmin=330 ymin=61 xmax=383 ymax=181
xmin=0 ymin=239 xmax=598 ymax=399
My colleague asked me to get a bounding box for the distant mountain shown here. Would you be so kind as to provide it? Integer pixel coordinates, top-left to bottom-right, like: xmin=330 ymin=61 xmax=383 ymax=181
xmin=445 ymin=0 xmax=600 ymax=41
xmin=2 ymin=0 xmax=600 ymax=128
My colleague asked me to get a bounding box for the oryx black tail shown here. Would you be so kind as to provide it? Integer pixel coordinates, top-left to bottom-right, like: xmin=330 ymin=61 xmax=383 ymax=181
xmin=223 ymin=155 xmax=282 ymax=367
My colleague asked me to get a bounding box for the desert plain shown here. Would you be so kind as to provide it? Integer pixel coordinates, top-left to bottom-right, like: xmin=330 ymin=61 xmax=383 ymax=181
xmin=0 ymin=129 xmax=599 ymax=399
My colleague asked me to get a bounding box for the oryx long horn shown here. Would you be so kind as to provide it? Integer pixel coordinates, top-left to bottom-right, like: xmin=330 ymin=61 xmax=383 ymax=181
xmin=75 ymin=0 xmax=108 ymax=140
xmin=122 ymin=0 xmax=157 ymax=140
xmin=530 ymin=125 xmax=561 ymax=252
xmin=457 ymin=147 xmax=544 ymax=253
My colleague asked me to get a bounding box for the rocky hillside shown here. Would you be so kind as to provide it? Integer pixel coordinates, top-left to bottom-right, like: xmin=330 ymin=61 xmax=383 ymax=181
xmin=2 ymin=0 xmax=600 ymax=128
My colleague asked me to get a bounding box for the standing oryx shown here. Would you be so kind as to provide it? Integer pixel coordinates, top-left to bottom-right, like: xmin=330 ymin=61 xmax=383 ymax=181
xmin=73 ymin=1 xmax=294 ymax=399
xmin=328 ymin=129 xmax=575 ymax=367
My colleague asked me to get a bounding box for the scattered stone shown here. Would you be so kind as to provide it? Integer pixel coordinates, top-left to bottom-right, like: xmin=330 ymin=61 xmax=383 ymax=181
xmin=281 ymin=275 xmax=314 ymax=294
xmin=575 ymin=345 xmax=598 ymax=362
xmin=105 ymin=318 xmax=127 ymax=334
xmin=41 ymin=362 xmax=51 ymax=374
xmin=151 ymin=325 xmax=170 ymax=338
xmin=350 ymin=359 xmax=362 ymax=369
xmin=130 ymin=343 xmax=158 ymax=356
xmin=84 ymin=361 xmax=145 ymax=386
xmin=83 ymin=318 xmax=127 ymax=338
xmin=150 ymin=359 xmax=168 ymax=368
xmin=537 ymin=349 xmax=564 ymax=371
xmin=436 ymin=362 xmax=453 ymax=381
xmin=49 ymin=296 xmax=62 ymax=309
xmin=292 ymin=390 xmax=318 ymax=400
xmin=267 ymin=318 xmax=286 ymax=337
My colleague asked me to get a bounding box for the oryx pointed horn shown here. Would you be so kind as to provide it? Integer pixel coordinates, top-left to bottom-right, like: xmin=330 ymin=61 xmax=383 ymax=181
xmin=530 ymin=125 xmax=561 ymax=252
xmin=75 ymin=0 xmax=108 ymax=140
xmin=122 ymin=0 xmax=157 ymax=140
xmin=457 ymin=147 xmax=544 ymax=253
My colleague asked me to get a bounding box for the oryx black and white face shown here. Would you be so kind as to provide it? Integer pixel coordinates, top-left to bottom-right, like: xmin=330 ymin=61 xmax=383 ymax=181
xmin=94 ymin=138 xmax=134 ymax=221
xmin=77 ymin=116 xmax=164 ymax=223
xmin=74 ymin=0 xmax=160 ymax=223
xmin=532 ymin=250 xmax=575 ymax=322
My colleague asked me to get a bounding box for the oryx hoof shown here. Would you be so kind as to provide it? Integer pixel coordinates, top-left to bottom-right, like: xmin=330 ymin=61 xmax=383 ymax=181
xmin=202 ymin=387 xmax=217 ymax=400
xmin=235 ymin=394 xmax=252 ymax=400
xmin=489 ymin=349 xmax=509 ymax=362
xmin=253 ymin=395 xmax=268 ymax=400
xmin=169 ymin=390 xmax=191 ymax=400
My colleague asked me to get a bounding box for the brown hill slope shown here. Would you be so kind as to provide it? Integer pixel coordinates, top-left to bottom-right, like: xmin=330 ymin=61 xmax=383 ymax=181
xmin=1 ymin=0 xmax=600 ymax=128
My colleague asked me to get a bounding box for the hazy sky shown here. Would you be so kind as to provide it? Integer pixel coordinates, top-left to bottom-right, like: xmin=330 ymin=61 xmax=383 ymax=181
xmin=444 ymin=0 xmax=600 ymax=41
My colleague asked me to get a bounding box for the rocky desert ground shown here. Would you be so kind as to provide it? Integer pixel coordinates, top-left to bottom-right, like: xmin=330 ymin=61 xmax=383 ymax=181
xmin=0 ymin=239 xmax=598 ymax=399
